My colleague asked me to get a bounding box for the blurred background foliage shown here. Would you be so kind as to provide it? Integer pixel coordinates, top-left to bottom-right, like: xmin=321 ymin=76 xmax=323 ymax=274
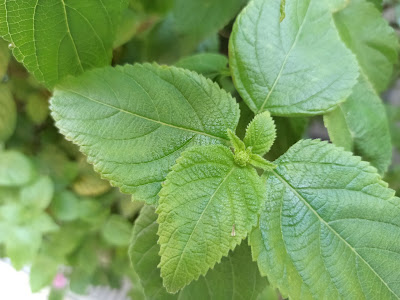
xmin=0 ymin=0 xmax=399 ymax=298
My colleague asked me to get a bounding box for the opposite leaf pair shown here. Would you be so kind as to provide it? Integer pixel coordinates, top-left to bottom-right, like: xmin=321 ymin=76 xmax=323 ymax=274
xmin=157 ymin=112 xmax=276 ymax=292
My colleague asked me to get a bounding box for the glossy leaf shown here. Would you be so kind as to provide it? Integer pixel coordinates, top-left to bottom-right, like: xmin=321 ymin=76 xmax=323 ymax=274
xmin=0 ymin=85 xmax=16 ymax=143
xmin=51 ymin=64 xmax=239 ymax=204
xmin=0 ymin=0 xmax=128 ymax=88
xmin=157 ymin=145 xmax=265 ymax=293
xmin=244 ymin=111 xmax=276 ymax=156
xmin=229 ymin=0 xmax=358 ymax=116
xmin=130 ymin=206 xmax=269 ymax=300
xmin=252 ymin=139 xmax=400 ymax=299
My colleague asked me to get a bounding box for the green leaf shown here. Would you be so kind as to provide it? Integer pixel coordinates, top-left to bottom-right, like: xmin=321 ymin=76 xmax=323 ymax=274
xmin=244 ymin=111 xmax=276 ymax=156
xmin=0 ymin=38 xmax=10 ymax=78
xmin=78 ymin=199 xmax=109 ymax=225
xmin=324 ymin=76 xmax=392 ymax=174
xmin=101 ymin=215 xmax=132 ymax=246
xmin=0 ymin=85 xmax=16 ymax=143
xmin=157 ymin=145 xmax=266 ymax=293
xmin=19 ymin=176 xmax=54 ymax=211
xmin=367 ymin=0 xmax=383 ymax=10
xmin=25 ymin=94 xmax=49 ymax=125
xmin=173 ymin=0 xmax=246 ymax=41
xmin=130 ymin=206 xmax=269 ymax=300
xmin=324 ymin=0 xmax=398 ymax=174
xmin=0 ymin=0 xmax=128 ymax=88
xmin=50 ymin=191 xmax=80 ymax=222
xmin=328 ymin=0 xmax=350 ymax=12
xmin=50 ymin=64 xmax=239 ymax=204
xmin=30 ymin=255 xmax=59 ymax=292
xmin=130 ymin=0 xmax=174 ymax=15
xmin=175 ymin=53 xmax=229 ymax=80
xmin=229 ymin=0 xmax=358 ymax=116
xmin=333 ymin=0 xmax=399 ymax=93
xmin=0 ymin=151 xmax=34 ymax=187
xmin=252 ymin=139 xmax=400 ymax=299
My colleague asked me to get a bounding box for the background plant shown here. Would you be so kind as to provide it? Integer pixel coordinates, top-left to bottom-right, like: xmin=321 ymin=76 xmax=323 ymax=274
xmin=0 ymin=0 xmax=400 ymax=299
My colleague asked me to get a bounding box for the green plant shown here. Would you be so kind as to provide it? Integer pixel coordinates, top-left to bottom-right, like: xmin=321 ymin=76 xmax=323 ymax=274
xmin=1 ymin=0 xmax=400 ymax=299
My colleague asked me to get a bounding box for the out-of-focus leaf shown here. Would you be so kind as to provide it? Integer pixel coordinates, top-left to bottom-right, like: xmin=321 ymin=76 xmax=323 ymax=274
xmin=0 ymin=85 xmax=16 ymax=143
xmin=0 ymin=151 xmax=34 ymax=187
xmin=101 ymin=215 xmax=132 ymax=246
xmin=51 ymin=191 xmax=80 ymax=222
xmin=25 ymin=94 xmax=49 ymax=125
xmin=30 ymin=255 xmax=59 ymax=292
xmin=19 ymin=176 xmax=53 ymax=211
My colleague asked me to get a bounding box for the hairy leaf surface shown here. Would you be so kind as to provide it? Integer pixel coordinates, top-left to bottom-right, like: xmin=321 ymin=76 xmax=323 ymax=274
xmin=157 ymin=145 xmax=265 ymax=293
xmin=0 ymin=0 xmax=127 ymax=88
xmin=130 ymin=206 xmax=268 ymax=299
xmin=51 ymin=64 xmax=239 ymax=204
xmin=252 ymin=139 xmax=400 ymax=299
xmin=229 ymin=0 xmax=358 ymax=116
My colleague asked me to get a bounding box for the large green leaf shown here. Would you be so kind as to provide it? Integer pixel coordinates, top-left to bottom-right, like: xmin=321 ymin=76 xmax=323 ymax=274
xmin=229 ymin=0 xmax=358 ymax=116
xmin=130 ymin=205 xmax=268 ymax=299
xmin=157 ymin=145 xmax=265 ymax=293
xmin=0 ymin=0 xmax=127 ymax=88
xmin=173 ymin=0 xmax=246 ymax=41
xmin=51 ymin=64 xmax=239 ymax=204
xmin=0 ymin=85 xmax=16 ymax=143
xmin=252 ymin=139 xmax=400 ymax=299
xmin=324 ymin=0 xmax=398 ymax=174
xmin=324 ymin=76 xmax=392 ymax=174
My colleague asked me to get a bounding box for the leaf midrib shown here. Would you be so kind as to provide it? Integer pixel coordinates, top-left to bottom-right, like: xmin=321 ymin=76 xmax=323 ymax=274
xmin=258 ymin=0 xmax=311 ymax=113
xmin=60 ymin=88 xmax=229 ymax=143
xmin=271 ymin=169 xmax=399 ymax=299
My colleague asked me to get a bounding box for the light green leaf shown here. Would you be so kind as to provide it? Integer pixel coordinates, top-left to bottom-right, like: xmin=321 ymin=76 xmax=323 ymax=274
xmin=0 ymin=0 xmax=128 ymax=88
xmin=50 ymin=64 xmax=239 ymax=204
xmin=0 ymin=38 xmax=10 ymax=78
xmin=130 ymin=0 xmax=174 ymax=15
xmin=157 ymin=145 xmax=266 ymax=293
xmin=0 ymin=85 xmax=16 ymax=143
xmin=324 ymin=76 xmax=392 ymax=174
xmin=19 ymin=176 xmax=54 ymax=211
xmin=30 ymin=213 xmax=59 ymax=234
xmin=175 ymin=53 xmax=229 ymax=80
xmin=101 ymin=215 xmax=132 ymax=246
xmin=324 ymin=0 xmax=398 ymax=174
xmin=367 ymin=0 xmax=383 ymax=10
xmin=252 ymin=139 xmax=400 ymax=299
xmin=229 ymin=0 xmax=358 ymax=116
xmin=173 ymin=0 xmax=246 ymax=41
xmin=30 ymin=255 xmax=59 ymax=293
xmin=328 ymin=0 xmax=350 ymax=12
xmin=333 ymin=0 xmax=399 ymax=92
xmin=130 ymin=206 xmax=269 ymax=300
xmin=0 ymin=151 xmax=34 ymax=187
xmin=50 ymin=191 xmax=80 ymax=222
xmin=244 ymin=111 xmax=276 ymax=156
xmin=78 ymin=199 xmax=109 ymax=225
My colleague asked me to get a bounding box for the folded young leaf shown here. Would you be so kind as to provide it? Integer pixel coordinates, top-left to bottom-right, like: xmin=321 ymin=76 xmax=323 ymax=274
xmin=0 ymin=85 xmax=16 ymax=143
xmin=324 ymin=76 xmax=392 ymax=174
xmin=130 ymin=205 xmax=268 ymax=299
xmin=157 ymin=145 xmax=266 ymax=293
xmin=333 ymin=0 xmax=399 ymax=93
xmin=324 ymin=0 xmax=399 ymax=174
xmin=244 ymin=111 xmax=276 ymax=156
xmin=229 ymin=0 xmax=358 ymax=116
xmin=252 ymin=139 xmax=400 ymax=299
xmin=50 ymin=64 xmax=239 ymax=204
xmin=0 ymin=0 xmax=127 ymax=88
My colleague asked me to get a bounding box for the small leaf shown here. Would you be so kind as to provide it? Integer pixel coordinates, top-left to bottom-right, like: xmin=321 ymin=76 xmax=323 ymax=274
xmin=229 ymin=0 xmax=358 ymax=116
xmin=157 ymin=145 xmax=266 ymax=292
xmin=51 ymin=64 xmax=239 ymax=204
xmin=101 ymin=215 xmax=132 ymax=246
xmin=175 ymin=53 xmax=229 ymax=79
xmin=30 ymin=255 xmax=59 ymax=293
xmin=130 ymin=206 xmax=269 ymax=300
xmin=0 ymin=151 xmax=34 ymax=187
xmin=328 ymin=0 xmax=350 ymax=12
xmin=252 ymin=139 xmax=400 ymax=299
xmin=0 ymin=85 xmax=16 ymax=143
xmin=25 ymin=94 xmax=49 ymax=125
xmin=19 ymin=176 xmax=54 ymax=211
xmin=0 ymin=0 xmax=128 ymax=88
xmin=78 ymin=199 xmax=109 ymax=225
xmin=50 ymin=191 xmax=80 ymax=222
xmin=249 ymin=154 xmax=276 ymax=171
xmin=244 ymin=111 xmax=276 ymax=156
xmin=227 ymin=129 xmax=246 ymax=152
